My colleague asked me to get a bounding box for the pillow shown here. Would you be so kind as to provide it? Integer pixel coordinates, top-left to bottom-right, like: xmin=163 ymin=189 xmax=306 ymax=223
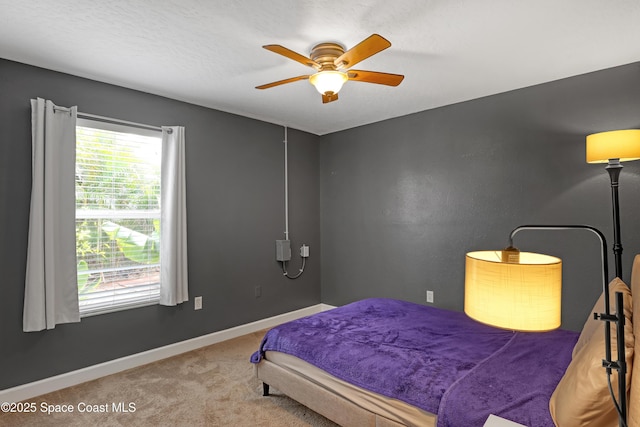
xmin=572 ymin=278 xmax=629 ymax=359
xmin=549 ymin=278 xmax=633 ymax=427
xmin=627 ymin=255 xmax=640 ymax=427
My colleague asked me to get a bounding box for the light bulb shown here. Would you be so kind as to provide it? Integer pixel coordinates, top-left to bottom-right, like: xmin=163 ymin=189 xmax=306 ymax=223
xmin=309 ymin=71 xmax=348 ymax=95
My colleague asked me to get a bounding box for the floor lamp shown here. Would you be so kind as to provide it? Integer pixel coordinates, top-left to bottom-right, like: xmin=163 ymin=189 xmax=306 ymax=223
xmin=465 ymin=225 xmax=627 ymax=427
xmin=586 ymin=129 xmax=640 ymax=280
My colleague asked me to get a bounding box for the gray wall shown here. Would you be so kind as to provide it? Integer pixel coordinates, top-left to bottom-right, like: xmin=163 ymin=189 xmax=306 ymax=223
xmin=3 ymin=57 xmax=640 ymax=391
xmin=0 ymin=59 xmax=321 ymax=390
xmin=320 ymin=62 xmax=640 ymax=331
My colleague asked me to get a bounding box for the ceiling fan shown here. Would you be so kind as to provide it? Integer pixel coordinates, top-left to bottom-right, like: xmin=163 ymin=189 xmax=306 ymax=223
xmin=256 ymin=34 xmax=404 ymax=104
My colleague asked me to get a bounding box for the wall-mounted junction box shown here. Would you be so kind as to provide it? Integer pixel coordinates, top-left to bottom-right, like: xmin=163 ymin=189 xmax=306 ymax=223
xmin=276 ymin=240 xmax=291 ymax=261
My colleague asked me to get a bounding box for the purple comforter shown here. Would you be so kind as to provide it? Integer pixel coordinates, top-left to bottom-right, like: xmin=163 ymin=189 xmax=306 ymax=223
xmin=251 ymin=298 xmax=578 ymax=427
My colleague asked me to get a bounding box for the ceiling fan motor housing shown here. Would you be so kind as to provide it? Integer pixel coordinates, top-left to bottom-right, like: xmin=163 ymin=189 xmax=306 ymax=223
xmin=310 ymin=43 xmax=345 ymax=71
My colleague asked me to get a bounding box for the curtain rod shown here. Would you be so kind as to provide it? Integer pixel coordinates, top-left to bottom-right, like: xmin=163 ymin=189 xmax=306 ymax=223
xmin=53 ymin=106 xmax=171 ymax=133
xmin=78 ymin=112 xmax=171 ymax=133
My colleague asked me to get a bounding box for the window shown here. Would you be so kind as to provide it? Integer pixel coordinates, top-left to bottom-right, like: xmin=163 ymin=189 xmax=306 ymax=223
xmin=75 ymin=118 xmax=162 ymax=316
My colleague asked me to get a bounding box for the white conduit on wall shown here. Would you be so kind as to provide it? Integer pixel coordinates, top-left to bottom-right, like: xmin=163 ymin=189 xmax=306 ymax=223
xmin=284 ymin=126 xmax=289 ymax=241
xmin=281 ymin=125 xmax=307 ymax=279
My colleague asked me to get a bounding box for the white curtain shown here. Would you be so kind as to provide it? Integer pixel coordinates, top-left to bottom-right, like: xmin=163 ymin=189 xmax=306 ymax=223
xmin=160 ymin=126 xmax=189 ymax=305
xmin=24 ymin=98 xmax=80 ymax=332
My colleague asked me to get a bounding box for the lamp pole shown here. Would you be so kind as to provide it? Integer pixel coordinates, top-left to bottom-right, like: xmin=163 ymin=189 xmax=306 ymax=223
xmin=606 ymin=160 xmax=624 ymax=280
xmin=509 ymin=225 xmax=626 ymax=427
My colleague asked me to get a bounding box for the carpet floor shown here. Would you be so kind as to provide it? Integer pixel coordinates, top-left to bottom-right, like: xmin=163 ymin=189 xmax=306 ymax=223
xmin=0 ymin=330 xmax=339 ymax=426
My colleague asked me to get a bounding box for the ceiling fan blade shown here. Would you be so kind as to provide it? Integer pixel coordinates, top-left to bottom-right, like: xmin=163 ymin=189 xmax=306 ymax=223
xmin=322 ymin=92 xmax=339 ymax=103
xmin=347 ymin=70 xmax=404 ymax=86
xmin=256 ymin=75 xmax=310 ymax=90
xmin=334 ymin=34 xmax=391 ymax=69
xmin=263 ymin=45 xmax=320 ymax=69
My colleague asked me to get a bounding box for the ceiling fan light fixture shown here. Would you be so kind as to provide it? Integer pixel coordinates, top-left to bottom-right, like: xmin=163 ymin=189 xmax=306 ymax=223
xmin=258 ymin=35 xmax=402 ymax=103
xmin=309 ymin=71 xmax=348 ymax=95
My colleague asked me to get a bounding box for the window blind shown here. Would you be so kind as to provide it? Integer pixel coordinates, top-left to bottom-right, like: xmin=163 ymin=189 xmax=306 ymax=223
xmin=75 ymin=121 xmax=162 ymax=316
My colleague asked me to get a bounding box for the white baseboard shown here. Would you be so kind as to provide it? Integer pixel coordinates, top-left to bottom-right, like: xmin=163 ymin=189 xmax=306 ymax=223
xmin=0 ymin=303 xmax=336 ymax=403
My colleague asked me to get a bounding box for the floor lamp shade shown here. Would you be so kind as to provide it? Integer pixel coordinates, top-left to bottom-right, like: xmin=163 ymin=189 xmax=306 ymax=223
xmin=464 ymin=251 xmax=562 ymax=331
xmin=586 ymin=129 xmax=640 ymax=163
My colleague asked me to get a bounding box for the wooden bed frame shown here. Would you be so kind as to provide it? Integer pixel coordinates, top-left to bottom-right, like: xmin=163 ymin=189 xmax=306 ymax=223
xmin=255 ymin=255 xmax=640 ymax=427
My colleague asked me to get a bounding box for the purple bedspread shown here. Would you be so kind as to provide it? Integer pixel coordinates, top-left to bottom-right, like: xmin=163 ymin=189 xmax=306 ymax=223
xmin=251 ymin=298 xmax=578 ymax=427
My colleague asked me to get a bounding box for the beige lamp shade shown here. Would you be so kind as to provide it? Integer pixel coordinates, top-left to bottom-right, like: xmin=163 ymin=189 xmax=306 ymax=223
xmin=464 ymin=251 xmax=562 ymax=331
xmin=586 ymin=129 xmax=640 ymax=163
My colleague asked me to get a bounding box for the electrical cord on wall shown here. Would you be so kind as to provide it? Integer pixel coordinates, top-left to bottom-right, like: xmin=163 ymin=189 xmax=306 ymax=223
xmin=281 ymin=257 xmax=306 ymax=279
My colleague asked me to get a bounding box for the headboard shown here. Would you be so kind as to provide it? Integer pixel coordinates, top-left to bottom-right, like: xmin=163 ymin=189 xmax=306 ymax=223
xmin=628 ymin=254 xmax=640 ymax=426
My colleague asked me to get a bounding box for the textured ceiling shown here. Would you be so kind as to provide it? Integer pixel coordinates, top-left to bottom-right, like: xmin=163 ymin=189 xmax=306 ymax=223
xmin=2 ymin=0 xmax=640 ymax=135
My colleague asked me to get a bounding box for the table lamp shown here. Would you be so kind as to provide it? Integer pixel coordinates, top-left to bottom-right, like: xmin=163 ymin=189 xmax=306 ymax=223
xmin=465 ymin=225 xmax=627 ymax=426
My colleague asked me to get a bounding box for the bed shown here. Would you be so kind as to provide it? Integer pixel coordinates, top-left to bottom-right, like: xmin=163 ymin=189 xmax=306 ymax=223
xmin=251 ymin=255 xmax=640 ymax=427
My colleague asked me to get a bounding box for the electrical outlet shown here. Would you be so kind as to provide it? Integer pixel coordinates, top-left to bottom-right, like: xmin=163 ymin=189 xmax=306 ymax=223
xmin=255 ymin=286 xmax=262 ymax=298
xmin=426 ymin=290 xmax=434 ymax=304
xmin=194 ymin=296 xmax=203 ymax=310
